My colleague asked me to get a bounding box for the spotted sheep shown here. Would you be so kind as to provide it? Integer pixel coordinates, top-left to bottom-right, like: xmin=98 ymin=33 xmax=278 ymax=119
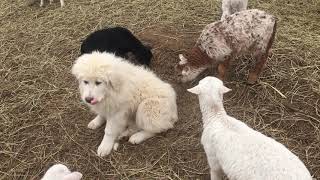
xmin=221 ymin=0 xmax=248 ymax=20
xmin=176 ymin=9 xmax=277 ymax=84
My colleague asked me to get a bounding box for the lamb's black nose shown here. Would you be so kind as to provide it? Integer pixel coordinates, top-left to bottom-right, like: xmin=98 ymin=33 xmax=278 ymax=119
xmin=85 ymin=97 xmax=93 ymax=103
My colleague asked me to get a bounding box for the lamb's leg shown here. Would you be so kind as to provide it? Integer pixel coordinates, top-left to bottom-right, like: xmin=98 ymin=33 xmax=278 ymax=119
xmin=88 ymin=115 xmax=105 ymax=130
xmin=60 ymin=0 xmax=65 ymax=7
xmin=221 ymin=0 xmax=231 ymax=21
xmin=248 ymin=53 xmax=268 ymax=84
xmin=217 ymin=57 xmax=231 ymax=81
xmin=210 ymin=168 xmax=223 ymax=180
xmin=49 ymin=0 xmax=53 ymax=4
xmin=97 ymin=112 xmax=127 ymax=157
xmin=40 ymin=0 xmax=44 ymax=7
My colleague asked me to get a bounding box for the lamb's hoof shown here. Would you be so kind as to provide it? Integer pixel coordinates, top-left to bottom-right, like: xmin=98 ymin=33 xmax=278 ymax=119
xmin=113 ymin=142 xmax=119 ymax=151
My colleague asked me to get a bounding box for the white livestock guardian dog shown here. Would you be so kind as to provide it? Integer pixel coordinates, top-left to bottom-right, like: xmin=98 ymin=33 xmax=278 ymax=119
xmin=71 ymin=51 xmax=178 ymax=157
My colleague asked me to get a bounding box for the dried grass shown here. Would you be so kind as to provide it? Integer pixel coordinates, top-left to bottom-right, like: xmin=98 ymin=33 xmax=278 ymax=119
xmin=0 ymin=0 xmax=319 ymax=179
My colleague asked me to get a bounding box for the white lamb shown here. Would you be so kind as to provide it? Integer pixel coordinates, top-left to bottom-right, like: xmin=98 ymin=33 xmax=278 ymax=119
xmin=41 ymin=164 xmax=82 ymax=180
xmin=221 ymin=0 xmax=248 ymax=20
xmin=187 ymin=76 xmax=312 ymax=180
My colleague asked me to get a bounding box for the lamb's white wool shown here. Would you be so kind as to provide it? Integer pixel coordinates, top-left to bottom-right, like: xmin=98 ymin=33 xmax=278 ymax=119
xmin=188 ymin=76 xmax=312 ymax=180
xmin=41 ymin=164 xmax=82 ymax=180
xmin=72 ymin=51 xmax=178 ymax=157
xmin=221 ymin=0 xmax=248 ymax=20
xmin=40 ymin=0 xmax=65 ymax=7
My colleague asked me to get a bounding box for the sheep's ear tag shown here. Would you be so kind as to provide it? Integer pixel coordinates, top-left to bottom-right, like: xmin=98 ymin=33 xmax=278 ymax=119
xmin=179 ymin=54 xmax=188 ymax=65
xmin=220 ymin=85 xmax=231 ymax=94
xmin=187 ymin=85 xmax=201 ymax=94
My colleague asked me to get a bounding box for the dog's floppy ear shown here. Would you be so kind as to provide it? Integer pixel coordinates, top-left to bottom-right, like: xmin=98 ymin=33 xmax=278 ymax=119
xmin=71 ymin=61 xmax=80 ymax=79
xmin=102 ymin=70 xmax=123 ymax=91
xmin=71 ymin=57 xmax=86 ymax=80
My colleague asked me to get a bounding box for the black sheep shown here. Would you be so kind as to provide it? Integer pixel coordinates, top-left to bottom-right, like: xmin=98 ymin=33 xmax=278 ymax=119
xmin=80 ymin=26 xmax=153 ymax=66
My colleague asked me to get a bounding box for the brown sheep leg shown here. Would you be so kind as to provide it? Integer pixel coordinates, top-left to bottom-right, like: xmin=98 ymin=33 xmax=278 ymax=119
xmin=248 ymin=53 xmax=268 ymax=84
xmin=218 ymin=58 xmax=231 ymax=81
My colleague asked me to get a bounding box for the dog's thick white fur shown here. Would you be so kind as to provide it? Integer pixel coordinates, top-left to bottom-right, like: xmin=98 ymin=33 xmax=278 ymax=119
xmin=72 ymin=51 xmax=178 ymax=157
xmin=40 ymin=0 xmax=65 ymax=7
xmin=188 ymin=77 xmax=312 ymax=180
xmin=41 ymin=164 xmax=82 ymax=180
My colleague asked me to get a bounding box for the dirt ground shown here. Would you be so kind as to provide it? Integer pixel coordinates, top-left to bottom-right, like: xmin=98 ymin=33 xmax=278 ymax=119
xmin=0 ymin=0 xmax=319 ymax=179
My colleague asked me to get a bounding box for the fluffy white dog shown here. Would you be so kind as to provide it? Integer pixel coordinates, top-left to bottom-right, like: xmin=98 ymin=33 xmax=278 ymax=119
xmin=71 ymin=51 xmax=178 ymax=157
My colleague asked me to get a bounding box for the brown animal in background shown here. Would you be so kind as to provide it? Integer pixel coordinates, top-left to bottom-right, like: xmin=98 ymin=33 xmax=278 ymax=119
xmin=176 ymin=9 xmax=277 ymax=84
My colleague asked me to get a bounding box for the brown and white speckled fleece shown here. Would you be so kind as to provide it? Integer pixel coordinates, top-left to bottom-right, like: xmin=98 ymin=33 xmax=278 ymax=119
xmin=179 ymin=9 xmax=277 ymax=83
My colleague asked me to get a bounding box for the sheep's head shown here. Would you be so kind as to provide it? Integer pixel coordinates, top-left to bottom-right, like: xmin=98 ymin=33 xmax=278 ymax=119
xmin=175 ymin=54 xmax=207 ymax=83
xmin=187 ymin=76 xmax=231 ymax=107
xmin=41 ymin=164 xmax=83 ymax=180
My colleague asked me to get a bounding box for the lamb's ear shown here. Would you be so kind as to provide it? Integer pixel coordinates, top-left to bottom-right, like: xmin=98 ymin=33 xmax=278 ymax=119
xmin=220 ymin=85 xmax=231 ymax=94
xmin=187 ymin=85 xmax=201 ymax=94
xmin=63 ymin=172 xmax=83 ymax=180
xmin=178 ymin=54 xmax=188 ymax=65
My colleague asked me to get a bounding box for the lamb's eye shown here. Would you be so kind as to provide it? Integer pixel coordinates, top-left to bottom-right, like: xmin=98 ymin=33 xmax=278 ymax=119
xmin=95 ymin=81 xmax=102 ymax=85
xmin=83 ymin=80 xmax=89 ymax=84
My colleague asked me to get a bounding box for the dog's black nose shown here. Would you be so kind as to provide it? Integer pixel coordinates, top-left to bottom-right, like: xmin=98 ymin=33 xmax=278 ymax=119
xmin=85 ymin=97 xmax=93 ymax=103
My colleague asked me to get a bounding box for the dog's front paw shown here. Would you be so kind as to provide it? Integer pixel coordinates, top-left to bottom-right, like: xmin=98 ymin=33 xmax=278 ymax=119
xmin=88 ymin=116 xmax=105 ymax=130
xmin=97 ymin=140 xmax=114 ymax=157
xmin=88 ymin=120 xmax=100 ymax=130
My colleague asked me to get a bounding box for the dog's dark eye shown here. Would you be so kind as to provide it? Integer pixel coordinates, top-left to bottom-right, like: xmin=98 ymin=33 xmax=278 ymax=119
xmin=95 ymin=81 xmax=102 ymax=85
xmin=84 ymin=80 xmax=89 ymax=84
